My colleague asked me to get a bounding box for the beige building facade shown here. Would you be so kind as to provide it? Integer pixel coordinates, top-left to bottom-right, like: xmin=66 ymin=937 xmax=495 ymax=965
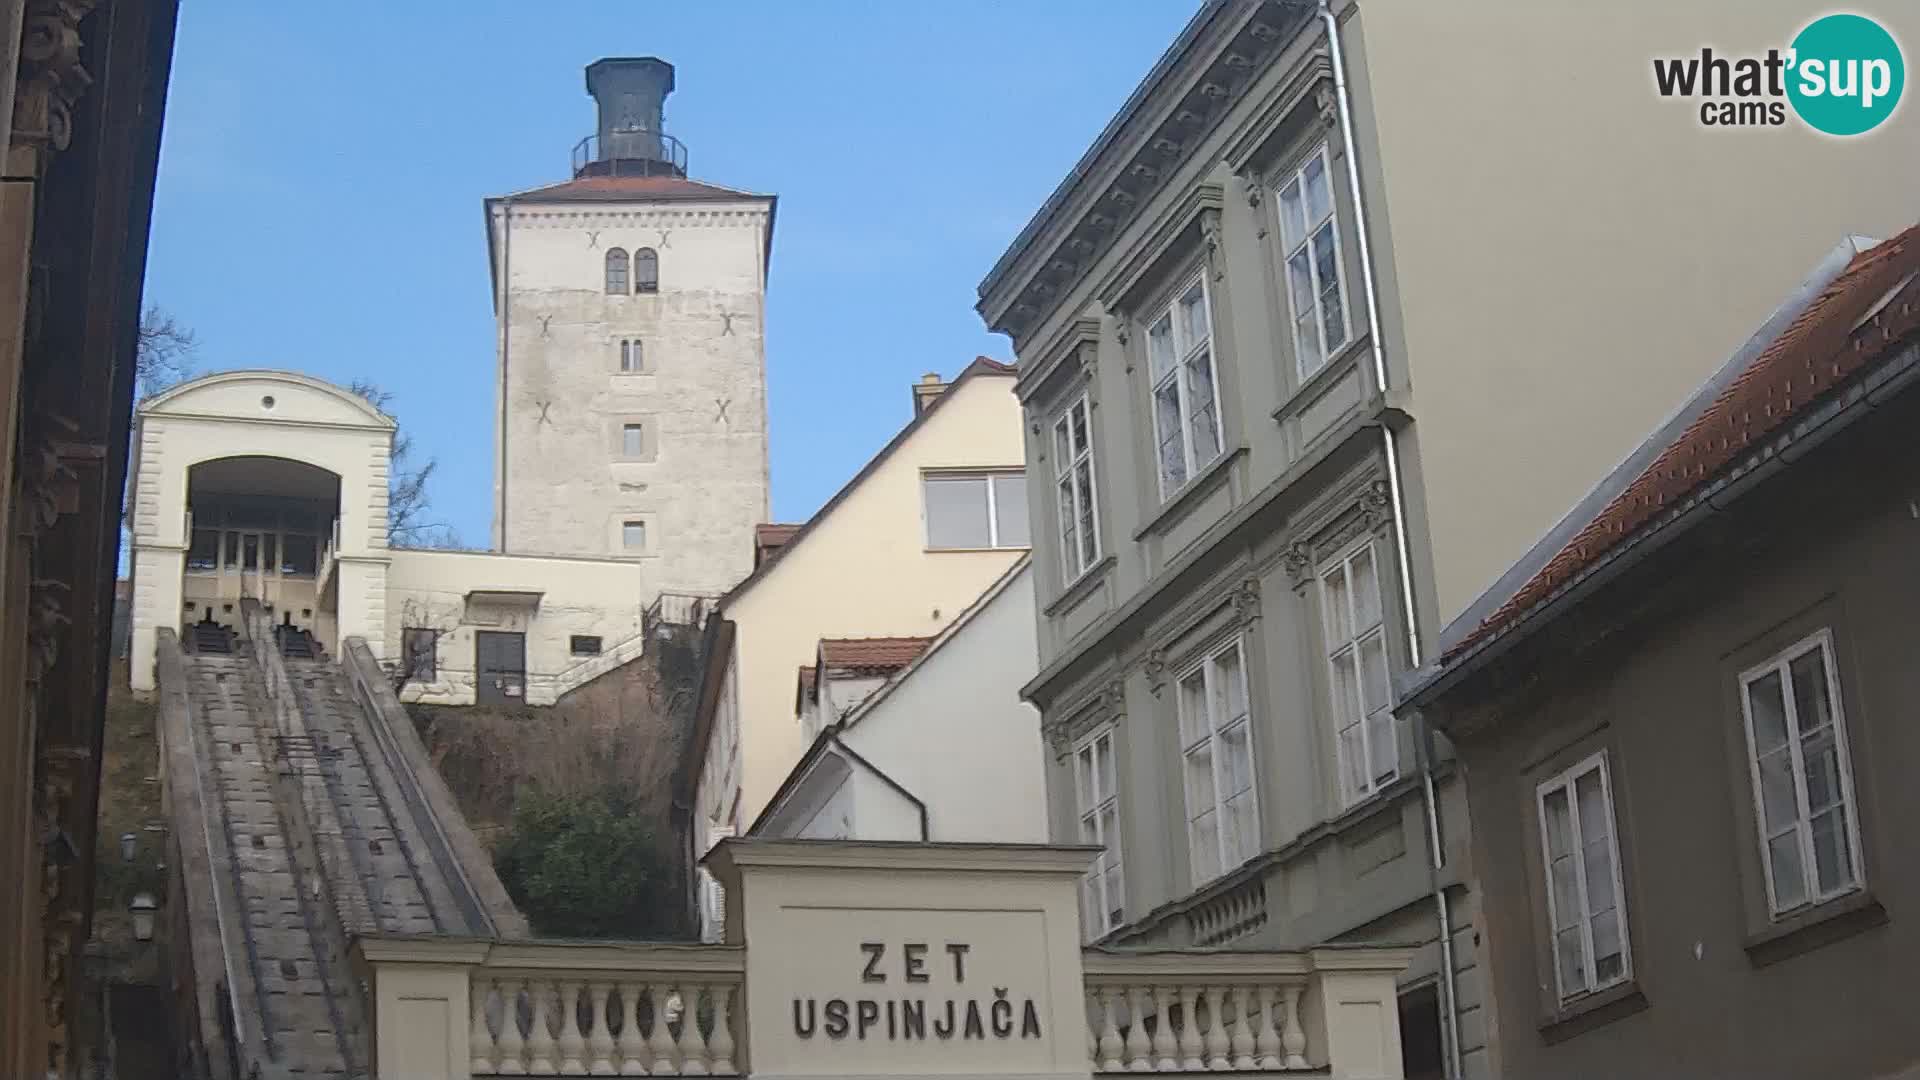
xmin=486 ymin=57 xmax=773 ymax=601
xmin=685 ymin=361 xmax=1030 ymax=934
xmin=977 ymin=3 xmax=1916 ymax=1078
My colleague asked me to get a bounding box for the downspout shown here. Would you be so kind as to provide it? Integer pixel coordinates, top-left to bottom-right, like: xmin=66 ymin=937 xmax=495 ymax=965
xmin=1319 ymin=2 xmax=1463 ymax=1077
xmin=496 ymin=199 xmax=513 ymax=552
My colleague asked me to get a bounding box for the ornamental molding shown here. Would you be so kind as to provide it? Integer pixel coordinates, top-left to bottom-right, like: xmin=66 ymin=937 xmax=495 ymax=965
xmin=495 ymin=206 xmax=770 ymax=230
xmin=10 ymin=0 xmax=97 ymax=170
xmin=1142 ymin=647 xmax=1169 ymax=696
xmin=981 ymin=0 xmax=1310 ymax=342
xmin=1044 ymin=678 xmax=1127 ymax=760
xmin=1282 ymin=541 xmax=1315 ymax=587
xmin=1229 ymin=575 xmax=1261 ymax=627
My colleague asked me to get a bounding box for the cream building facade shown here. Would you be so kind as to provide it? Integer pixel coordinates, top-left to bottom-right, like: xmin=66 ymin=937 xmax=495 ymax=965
xmin=487 ymin=56 xmax=773 ymax=601
xmin=685 ymin=361 xmax=1030 ymax=934
xmin=977 ymin=3 xmax=1917 ymax=1079
xmin=753 ymin=558 xmax=1048 ymax=846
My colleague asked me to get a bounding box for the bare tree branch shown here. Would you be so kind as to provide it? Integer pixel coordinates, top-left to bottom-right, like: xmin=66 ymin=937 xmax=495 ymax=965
xmin=348 ymin=378 xmax=460 ymax=548
xmin=136 ymin=305 xmax=197 ymax=400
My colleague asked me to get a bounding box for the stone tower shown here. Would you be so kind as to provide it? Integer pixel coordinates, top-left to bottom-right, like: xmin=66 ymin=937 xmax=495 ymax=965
xmin=485 ymin=57 xmax=773 ymax=598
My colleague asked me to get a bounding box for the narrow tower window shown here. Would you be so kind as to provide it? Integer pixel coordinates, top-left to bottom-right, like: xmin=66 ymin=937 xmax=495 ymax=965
xmin=634 ymin=247 xmax=659 ymax=293
xmin=605 ymin=248 xmax=629 ymax=294
xmin=619 ymin=338 xmax=643 ymax=372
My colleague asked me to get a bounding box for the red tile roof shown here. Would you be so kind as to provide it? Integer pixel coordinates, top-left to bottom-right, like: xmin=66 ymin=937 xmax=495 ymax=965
xmin=818 ymin=636 xmax=935 ymax=674
xmin=754 ymin=523 xmax=802 ymax=567
xmin=507 ymin=174 xmax=765 ymax=203
xmin=1448 ymin=223 xmax=1920 ymax=662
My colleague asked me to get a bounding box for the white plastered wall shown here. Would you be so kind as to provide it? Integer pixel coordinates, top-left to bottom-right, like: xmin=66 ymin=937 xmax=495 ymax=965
xmin=384 ymin=548 xmax=649 ymax=707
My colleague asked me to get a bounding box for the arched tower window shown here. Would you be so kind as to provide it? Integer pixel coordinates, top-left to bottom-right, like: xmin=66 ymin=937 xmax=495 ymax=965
xmin=605 ymin=248 xmax=629 ymax=295
xmin=634 ymin=247 xmax=659 ymax=294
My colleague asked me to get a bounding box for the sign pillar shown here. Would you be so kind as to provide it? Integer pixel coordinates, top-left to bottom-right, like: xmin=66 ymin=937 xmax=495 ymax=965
xmin=706 ymin=839 xmax=1100 ymax=1080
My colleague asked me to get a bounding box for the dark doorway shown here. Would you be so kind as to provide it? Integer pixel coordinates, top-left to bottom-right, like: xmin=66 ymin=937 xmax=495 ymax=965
xmin=475 ymin=630 xmax=526 ymax=705
xmin=1399 ymin=982 xmax=1445 ymax=1080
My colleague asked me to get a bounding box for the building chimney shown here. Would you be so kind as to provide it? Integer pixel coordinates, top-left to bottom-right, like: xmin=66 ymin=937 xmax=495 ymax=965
xmin=580 ymin=57 xmax=684 ymax=177
xmin=912 ymin=372 xmax=948 ymax=415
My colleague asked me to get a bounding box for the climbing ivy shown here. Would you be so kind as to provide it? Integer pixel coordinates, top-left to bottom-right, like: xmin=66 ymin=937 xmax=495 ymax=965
xmin=492 ymin=785 xmax=678 ymax=940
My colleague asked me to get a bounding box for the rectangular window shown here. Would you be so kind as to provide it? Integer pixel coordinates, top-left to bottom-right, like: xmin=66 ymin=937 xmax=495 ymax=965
xmin=1146 ymin=275 xmax=1224 ymax=496
xmin=1321 ymin=540 xmax=1397 ymax=805
xmin=1277 ymin=145 xmax=1350 ymax=380
xmin=619 ymin=338 xmax=643 ymax=372
xmin=1176 ymin=638 xmax=1258 ymax=886
xmin=622 ymin=423 xmax=644 ymax=458
xmin=401 ymin=627 xmax=437 ymax=682
xmin=923 ymin=471 xmax=1030 ymax=550
xmin=1537 ymin=752 xmax=1631 ymax=1003
xmin=570 ymin=635 xmax=603 ymax=657
xmin=280 ymin=534 xmax=318 ymax=576
xmin=1074 ymin=727 xmax=1124 ymax=938
xmin=1052 ymin=394 xmax=1101 ymax=581
xmin=622 ymin=520 xmax=646 ymax=551
xmin=186 ymin=528 xmax=220 ymax=572
xmin=1738 ymin=630 xmax=1863 ymax=917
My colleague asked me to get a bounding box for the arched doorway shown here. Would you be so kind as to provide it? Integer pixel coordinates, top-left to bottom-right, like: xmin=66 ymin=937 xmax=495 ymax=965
xmin=183 ymin=456 xmax=342 ymax=647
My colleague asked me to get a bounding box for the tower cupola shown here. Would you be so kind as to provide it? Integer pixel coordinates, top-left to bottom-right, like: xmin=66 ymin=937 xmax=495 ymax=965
xmin=574 ymin=57 xmax=687 ymax=178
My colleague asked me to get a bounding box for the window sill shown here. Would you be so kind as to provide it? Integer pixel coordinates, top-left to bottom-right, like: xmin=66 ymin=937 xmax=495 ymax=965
xmin=1133 ymin=445 xmax=1246 ymax=542
xmin=1537 ymin=980 xmax=1647 ymax=1045
xmin=1271 ymin=334 xmax=1371 ymax=426
xmin=1044 ymin=554 xmax=1116 ymax=618
xmin=1744 ymin=888 xmax=1885 ymax=968
xmin=923 ymin=545 xmax=1032 ymax=555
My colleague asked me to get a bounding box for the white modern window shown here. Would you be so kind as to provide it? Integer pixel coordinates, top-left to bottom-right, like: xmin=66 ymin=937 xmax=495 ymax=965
xmin=1321 ymin=539 xmax=1396 ymax=805
xmin=622 ymin=423 xmax=644 ymax=458
xmin=1738 ymin=630 xmax=1864 ymax=917
xmin=1052 ymin=394 xmax=1100 ymax=581
xmin=622 ymin=520 xmax=646 ymax=551
xmin=923 ymin=471 xmax=1029 ymax=550
xmin=1536 ymin=752 xmax=1631 ymax=1003
xmin=1074 ymin=726 xmax=1124 ymax=938
xmin=1277 ymin=145 xmax=1350 ymax=379
xmin=1176 ymin=638 xmax=1258 ymax=886
xmin=1146 ymin=275 xmax=1224 ymax=496
xmin=619 ymin=338 xmax=643 ymax=372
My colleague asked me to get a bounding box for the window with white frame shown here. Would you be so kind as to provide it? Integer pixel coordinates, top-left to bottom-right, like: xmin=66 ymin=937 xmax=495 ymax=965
xmin=1276 ymin=145 xmax=1350 ymax=380
xmin=1321 ymin=540 xmax=1397 ymax=804
xmin=1074 ymin=727 xmax=1123 ymax=938
xmin=1176 ymin=638 xmax=1258 ymax=886
xmin=923 ymin=471 xmax=1029 ymax=550
xmin=1738 ymin=630 xmax=1863 ymax=917
xmin=1536 ymin=752 xmax=1631 ymax=1003
xmin=1146 ymin=275 xmax=1224 ymax=496
xmin=1052 ymin=394 xmax=1100 ymax=581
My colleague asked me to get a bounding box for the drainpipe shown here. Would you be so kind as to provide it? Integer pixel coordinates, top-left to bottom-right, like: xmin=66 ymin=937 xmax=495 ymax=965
xmin=1318 ymin=2 xmax=1463 ymax=1077
xmin=496 ymin=200 xmax=513 ymax=552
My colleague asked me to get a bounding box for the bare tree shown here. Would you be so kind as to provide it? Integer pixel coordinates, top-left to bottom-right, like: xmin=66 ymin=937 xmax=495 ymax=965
xmin=135 ymin=305 xmax=196 ymax=399
xmin=347 ymin=379 xmax=460 ymax=548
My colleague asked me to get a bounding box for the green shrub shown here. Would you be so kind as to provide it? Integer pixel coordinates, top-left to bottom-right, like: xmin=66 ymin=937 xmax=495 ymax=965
xmin=493 ymin=785 xmax=677 ymax=939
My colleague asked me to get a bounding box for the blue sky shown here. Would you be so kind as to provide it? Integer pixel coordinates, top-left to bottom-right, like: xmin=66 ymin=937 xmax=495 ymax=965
xmin=145 ymin=2 xmax=1197 ymax=544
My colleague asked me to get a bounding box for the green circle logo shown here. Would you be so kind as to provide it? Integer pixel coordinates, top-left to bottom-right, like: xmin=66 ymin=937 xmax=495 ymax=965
xmin=1787 ymin=14 xmax=1905 ymax=136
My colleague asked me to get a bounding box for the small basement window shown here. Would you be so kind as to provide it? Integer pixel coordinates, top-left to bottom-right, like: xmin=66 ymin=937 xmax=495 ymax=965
xmin=570 ymin=635 xmax=603 ymax=657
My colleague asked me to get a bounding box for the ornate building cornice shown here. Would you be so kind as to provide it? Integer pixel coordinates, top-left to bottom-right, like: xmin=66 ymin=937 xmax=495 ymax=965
xmin=10 ymin=0 xmax=97 ymax=170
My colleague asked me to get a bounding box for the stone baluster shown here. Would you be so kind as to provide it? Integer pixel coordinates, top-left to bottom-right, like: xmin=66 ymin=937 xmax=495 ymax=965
xmin=1149 ymin=985 xmax=1178 ymax=1070
xmin=709 ymin=983 xmax=737 ymax=1074
xmin=558 ymin=980 xmax=588 ymax=1074
xmin=1176 ymin=985 xmax=1203 ymax=1070
xmin=471 ymin=977 xmax=498 ymax=1075
xmin=616 ymin=982 xmax=648 ymax=1076
xmin=1229 ymin=986 xmax=1256 ymax=1069
xmin=497 ymin=979 xmax=528 ymax=1075
xmin=526 ymin=981 xmax=558 ymax=1074
xmin=1085 ymin=992 xmax=1098 ymax=1067
xmin=1096 ymin=988 xmax=1123 ymax=1072
xmin=1204 ymin=987 xmax=1231 ymax=1070
xmin=1251 ymin=984 xmax=1280 ymax=1070
xmin=677 ymin=984 xmax=711 ymax=1075
xmin=1122 ymin=986 xmax=1151 ymax=1071
xmin=647 ymin=985 xmax=677 ymax=1074
xmin=587 ymin=982 xmax=616 ymax=1075
xmin=1280 ymin=985 xmax=1308 ymax=1069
